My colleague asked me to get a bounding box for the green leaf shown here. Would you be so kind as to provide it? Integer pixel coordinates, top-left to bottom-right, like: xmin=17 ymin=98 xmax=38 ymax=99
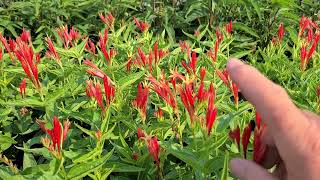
xmin=0 ymin=135 xmax=16 ymax=152
xmin=67 ymin=149 xmax=113 ymax=179
xmin=23 ymin=152 xmax=37 ymax=170
xmin=117 ymin=71 xmax=145 ymax=90
xmin=162 ymin=143 xmax=202 ymax=171
xmin=220 ymin=152 xmax=229 ymax=180
xmin=104 ymin=162 xmax=145 ymax=172
xmin=233 ymin=22 xmax=259 ymax=38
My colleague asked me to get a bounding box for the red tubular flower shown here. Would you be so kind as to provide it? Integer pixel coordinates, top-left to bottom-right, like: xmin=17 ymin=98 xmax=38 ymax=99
xmin=179 ymin=41 xmax=191 ymax=56
xmin=99 ymin=12 xmax=114 ymax=27
xmin=63 ymin=120 xmax=71 ymax=141
xmin=147 ymin=76 xmax=177 ymax=111
xmin=306 ymin=32 xmax=320 ymax=61
xmin=278 ymin=23 xmax=284 ymax=42
xmin=206 ymin=94 xmax=218 ymax=135
xmin=46 ymin=116 xmax=62 ymax=151
xmin=138 ymin=47 xmax=147 ymax=65
xmin=56 ymin=26 xmax=80 ymax=48
xmin=126 ymin=57 xmax=133 ymax=72
xmin=154 ymin=42 xmax=158 ymax=64
xmin=299 ymin=16 xmax=311 ymax=37
xmin=20 ymin=28 xmax=31 ymax=44
xmin=253 ymin=128 xmax=267 ymax=164
xmin=206 ymin=48 xmax=214 ymax=62
xmin=255 ymin=111 xmax=262 ymax=130
xmin=15 ymin=38 xmax=40 ymax=89
xmin=154 ymin=108 xmax=163 ymax=119
xmin=9 ymin=38 xmax=16 ymax=52
xmin=137 ymin=127 xmax=145 ymax=139
xmin=95 ymin=83 xmax=105 ymax=111
xmin=0 ymin=47 xmax=3 ymax=61
xmin=300 ymin=44 xmax=307 ymax=70
xmin=84 ymin=59 xmax=107 ymax=78
xmin=214 ymin=40 xmax=219 ymax=61
xmin=307 ymin=28 xmax=313 ymax=43
xmin=85 ymin=38 xmax=96 ymax=54
xmin=216 ymin=69 xmax=230 ymax=88
xmin=242 ymin=123 xmax=252 ymax=159
xmin=99 ymin=29 xmax=114 ymax=63
xmin=225 ymin=21 xmax=233 ymax=35
xmin=57 ymin=25 xmax=71 ymax=48
xmin=232 ymin=82 xmax=239 ymax=108
xmin=86 ymin=80 xmax=105 ymax=112
xmin=19 ymin=78 xmax=27 ymax=98
xmin=317 ymin=86 xmax=320 ymax=98
xmin=216 ymin=27 xmax=223 ymax=43
xmin=180 ymin=82 xmax=196 ymax=122
xmin=181 ymin=61 xmax=191 ymax=74
xmin=134 ymin=17 xmax=149 ymax=32
xmin=200 ymin=67 xmax=206 ymax=82
xmin=133 ymin=83 xmax=149 ymax=120
xmin=45 ymin=37 xmax=61 ymax=64
xmin=103 ymin=76 xmax=115 ymax=105
xmin=35 ymin=53 xmax=41 ymax=64
xmin=190 ymin=51 xmax=197 ymax=74
xmin=147 ymin=136 xmax=160 ymax=166
xmin=0 ymin=33 xmax=15 ymax=62
xmin=229 ymin=126 xmax=240 ymax=151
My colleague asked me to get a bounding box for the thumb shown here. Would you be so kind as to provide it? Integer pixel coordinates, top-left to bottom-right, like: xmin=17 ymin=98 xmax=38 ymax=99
xmin=230 ymin=158 xmax=277 ymax=180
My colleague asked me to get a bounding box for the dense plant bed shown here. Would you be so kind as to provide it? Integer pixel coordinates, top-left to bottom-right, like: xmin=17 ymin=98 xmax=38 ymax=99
xmin=0 ymin=7 xmax=320 ymax=180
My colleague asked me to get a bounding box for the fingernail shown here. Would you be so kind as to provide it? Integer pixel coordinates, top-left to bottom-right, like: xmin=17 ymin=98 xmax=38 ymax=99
xmin=227 ymin=58 xmax=244 ymax=70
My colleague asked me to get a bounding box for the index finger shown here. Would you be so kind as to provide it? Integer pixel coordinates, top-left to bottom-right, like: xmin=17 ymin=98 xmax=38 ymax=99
xmin=226 ymin=58 xmax=310 ymax=160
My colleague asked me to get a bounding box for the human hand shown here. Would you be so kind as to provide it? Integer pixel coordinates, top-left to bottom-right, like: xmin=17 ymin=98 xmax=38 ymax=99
xmin=227 ymin=59 xmax=320 ymax=180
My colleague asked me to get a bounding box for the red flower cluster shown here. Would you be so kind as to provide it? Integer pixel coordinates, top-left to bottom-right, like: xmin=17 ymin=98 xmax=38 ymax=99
xmin=84 ymin=60 xmax=115 ymax=108
xmin=181 ymin=51 xmax=197 ymax=74
xmin=38 ymin=116 xmax=71 ymax=154
xmin=147 ymin=75 xmax=177 ymax=111
xmin=99 ymin=12 xmax=114 ymax=27
xmin=225 ymin=21 xmax=233 ymax=35
xmin=206 ymin=86 xmax=218 ymax=135
xmin=148 ymin=137 xmax=160 ymax=166
xmin=45 ymin=37 xmax=61 ymax=65
xmin=299 ymin=16 xmax=320 ymax=71
xmin=85 ymin=38 xmax=96 ymax=55
xmin=136 ymin=128 xmax=160 ymax=166
xmin=154 ymin=107 xmax=164 ymax=119
xmin=272 ymin=22 xmax=285 ymax=44
xmin=86 ymin=80 xmax=105 ymax=112
xmin=57 ymin=25 xmax=81 ymax=48
xmin=19 ymin=79 xmax=27 ymax=98
xmin=229 ymin=112 xmax=267 ymax=164
xmin=179 ymin=41 xmax=191 ymax=57
xmin=99 ymin=29 xmax=115 ymax=64
xmin=127 ymin=42 xmax=167 ymax=72
xmin=15 ymin=36 xmax=41 ymax=89
xmin=207 ymin=27 xmax=224 ymax=62
xmin=0 ymin=47 xmax=2 ymax=61
xmin=0 ymin=33 xmax=15 ymax=62
xmin=216 ymin=69 xmax=238 ymax=107
xmin=133 ymin=83 xmax=149 ymax=121
xmin=134 ymin=17 xmax=149 ymax=32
